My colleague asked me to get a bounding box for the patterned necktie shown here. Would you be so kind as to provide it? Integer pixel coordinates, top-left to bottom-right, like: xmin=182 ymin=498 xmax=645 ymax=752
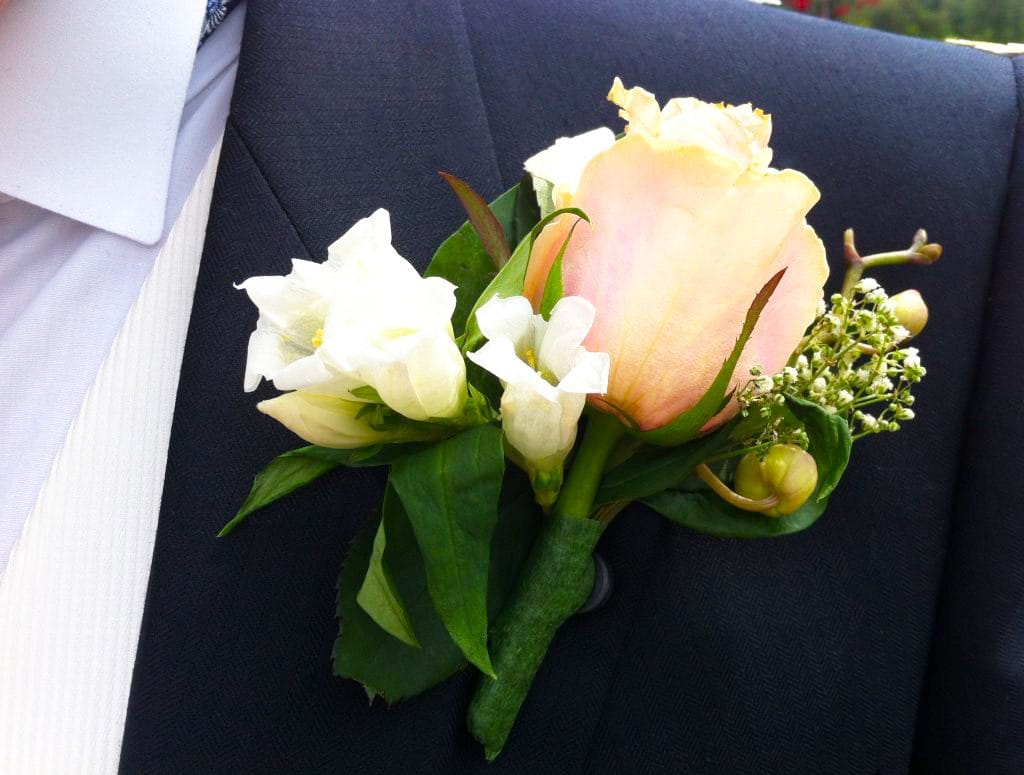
xmin=199 ymin=0 xmax=238 ymax=47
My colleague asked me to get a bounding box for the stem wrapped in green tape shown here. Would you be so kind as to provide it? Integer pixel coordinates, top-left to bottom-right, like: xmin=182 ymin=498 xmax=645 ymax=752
xmin=467 ymin=514 xmax=605 ymax=761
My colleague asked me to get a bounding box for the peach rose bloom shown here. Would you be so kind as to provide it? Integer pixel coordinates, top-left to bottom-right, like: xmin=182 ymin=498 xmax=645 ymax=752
xmin=522 ymin=79 xmax=828 ymax=432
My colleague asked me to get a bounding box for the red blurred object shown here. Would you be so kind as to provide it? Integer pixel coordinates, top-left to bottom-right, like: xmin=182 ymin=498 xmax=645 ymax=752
xmin=835 ymin=3 xmax=851 ymax=15
xmin=792 ymin=0 xmax=811 ymax=10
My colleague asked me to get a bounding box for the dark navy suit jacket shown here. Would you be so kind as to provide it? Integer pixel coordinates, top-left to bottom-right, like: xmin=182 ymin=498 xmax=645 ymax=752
xmin=119 ymin=1 xmax=1024 ymax=772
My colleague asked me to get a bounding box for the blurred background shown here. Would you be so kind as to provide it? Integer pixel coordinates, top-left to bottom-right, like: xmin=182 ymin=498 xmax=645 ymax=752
xmin=776 ymin=0 xmax=1024 ymax=44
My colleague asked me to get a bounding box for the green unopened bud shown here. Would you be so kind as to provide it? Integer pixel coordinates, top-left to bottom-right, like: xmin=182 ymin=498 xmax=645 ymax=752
xmin=530 ymin=466 xmax=564 ymax=509
xmin=914 ymin=243 xmax=942 ymax=264
xmin=887 ymin=289 xmax=929 ymax=338
xmin=734 ymin=444 xmax=818 ymax=517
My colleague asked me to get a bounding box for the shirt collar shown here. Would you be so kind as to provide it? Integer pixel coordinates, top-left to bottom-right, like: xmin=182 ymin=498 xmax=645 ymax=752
xmin=0 ymin=1 xmax=208 ymax=245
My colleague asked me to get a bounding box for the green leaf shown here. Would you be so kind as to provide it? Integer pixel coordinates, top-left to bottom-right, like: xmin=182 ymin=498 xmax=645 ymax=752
xmin=425 ymin=183 xmax=526 ymax=337
xmin=356 ymin=512 xmax=420 ymax=648
xmin=635 ymin=269 xmax=787 ymax=447
xmin=539 ymin=251 xmax=564 ymax=319
xmin=538 ymin=217 xmax=584 ymax=318
xmin=388 ymin=424 xmax=505 ymax=676
xmin=334 ymin=488 xmax=465 ymax=702
xmin=462 ymin=206 xmax=589 ymax=353
xmin=438 ymin=172 xmax=512 ymax=270
xmin=425 ymin=224 xmax=496 ymax=337
xmin=333 ymin=471 xmax=542 ymax=703
xmin=424 ymin=177 xmax=541 ymax=337
xmin=509 ymin=175 xmax=541 ymax=247
xmin=348 ymin=385 xmax=383 ymax=402
xmin=531 ymin=178 xmax=555 ymax=219
xmin=219 ymin=444 xmax=420 ymax=537
xmin=485 ymin=472 xmax=545 ymax=614
xmin=641 ymin=487 xmax=829 ymax=539
xmin=595 ymin=424 xmax=735 ymax=505
xmin=784 ymin=394 xmax=851 ymax=501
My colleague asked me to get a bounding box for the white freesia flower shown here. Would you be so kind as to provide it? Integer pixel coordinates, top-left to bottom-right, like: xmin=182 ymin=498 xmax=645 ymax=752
xmin=467 ymin=295 xmax=609 ymax=502
xmin=238 ymin=209 xmax=467 ymax=422
xmin=257 ymin=392 xmax=441 ymax=449
xmin=524 ymin=127 xmax=615 ymax=216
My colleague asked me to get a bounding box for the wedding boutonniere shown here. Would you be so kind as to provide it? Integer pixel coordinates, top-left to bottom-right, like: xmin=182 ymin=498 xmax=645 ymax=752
xmin=223 ymin=78 xmax=939 ymax=760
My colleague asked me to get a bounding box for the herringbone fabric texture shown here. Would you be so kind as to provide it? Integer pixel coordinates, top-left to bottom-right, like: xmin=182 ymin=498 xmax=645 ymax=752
xmin=120 ymin=2 xmax=1024 ymax=772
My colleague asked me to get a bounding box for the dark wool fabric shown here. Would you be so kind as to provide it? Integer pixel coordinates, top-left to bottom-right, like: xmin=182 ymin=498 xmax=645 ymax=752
xmin=119 ymin=1 xmax=1023 ymax=772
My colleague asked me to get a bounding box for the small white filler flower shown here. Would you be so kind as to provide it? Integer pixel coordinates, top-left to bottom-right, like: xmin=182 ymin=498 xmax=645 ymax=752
xmin=468 ymin=294 xmax=609 ymax=504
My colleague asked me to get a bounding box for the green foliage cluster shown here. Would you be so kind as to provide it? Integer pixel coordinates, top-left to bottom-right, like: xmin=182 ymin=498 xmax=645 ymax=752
xmin=850 ymin=0 xmax=1024 ymax=43
xmin=793 ymin=0 xmax=1024 ymax=44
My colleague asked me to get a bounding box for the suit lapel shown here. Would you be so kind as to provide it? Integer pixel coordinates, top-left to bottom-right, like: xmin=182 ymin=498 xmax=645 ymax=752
xmin=119 ymin=2 xmax=511 ymax=770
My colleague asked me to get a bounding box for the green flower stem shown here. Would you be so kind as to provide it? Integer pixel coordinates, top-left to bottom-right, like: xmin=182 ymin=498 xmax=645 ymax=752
xmin=467 ymin=515 xmax=604 ymax=760
xmin=553 ymin=412 xmax=627 ymax=520
xmin=840 ymin=263 xmax=864 ymax=300
xmin=467 ymin=412 xmax=625 ymax=760
xmin=841 ymin=253 xmax=916 ymax=297
xmin=695 ymin=463 xmax=779 ymax=513
xmin=841 ymin=227 xmax=938 ymax=298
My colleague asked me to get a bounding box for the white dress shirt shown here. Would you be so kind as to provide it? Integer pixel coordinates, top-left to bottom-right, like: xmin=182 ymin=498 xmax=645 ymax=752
xmin=0 ymin=2 xmax=245 ymax=772
xmin=0 ymin=1 xmax=240 ymax=569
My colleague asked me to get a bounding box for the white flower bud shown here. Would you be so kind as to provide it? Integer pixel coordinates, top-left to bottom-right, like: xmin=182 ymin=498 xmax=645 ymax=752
xmin=468 ymin=295 xmax=609 ymax=504
xmin=257 ymin=392 xmax=439 ymax=449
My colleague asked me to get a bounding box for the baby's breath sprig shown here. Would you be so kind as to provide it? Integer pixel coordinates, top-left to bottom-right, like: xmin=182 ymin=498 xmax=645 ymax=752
xmin=737 ymin=228 xmax=938 ymax=447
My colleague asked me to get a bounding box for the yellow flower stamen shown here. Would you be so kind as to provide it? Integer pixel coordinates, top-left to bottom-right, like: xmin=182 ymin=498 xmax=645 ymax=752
xmin=311 ymin=328 xmax=324 ymax=349
xmin=523 ymin=347 xmax=557 ymax=383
